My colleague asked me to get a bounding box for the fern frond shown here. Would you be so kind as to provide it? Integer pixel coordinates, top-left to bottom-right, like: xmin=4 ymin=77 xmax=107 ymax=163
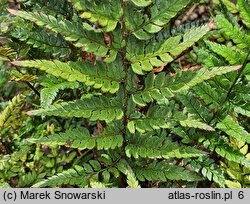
xmin=70 ymin=0 xmax=123 ymax=32
xmin=135 ymin=161 xmax=202 ymax=182
xmin=194 ymin=46 xmax=224 ymax=68
xmin=189 ymin=157 xmax=226 ymax=187
xmin=0 ymin=182 xmax=11 ymax=188
xmin=213 ymin=0 xmax=238 ymax=13
xmin=0 ymin=155 xmax=10 ymax=170
xmin=193 ymin=82 xmax=221 ymax=109
xmin=28 ymin=128 xmax=96 ymax=150
xmin=202 ymin=134 xmax=250 ymax=169
xmin=0 ymin=146 xmax=30 ymax=170
xmin=216 ymin=115 xmax=250 ymax=144
xmin=32 ymin=165 xmax=87 ymax=187
xmin=132 ymin=65 xmax=241 ymax=106
xmin=127 ymin=103 xmax=214 ymax=133
xmin=27 ymin=96 xmax=123 ymax=122
xmin=205 ymin=41 xmax=247 ymax=65
xmin=179 ymin=118 xmax=214 ymax=131
xmin=40 ymin=77 xmax=79 ymax=108
xmin=234 ymin=106 xmax=250 ymax=118
xmin=19 ymin=172 xmax=38 ymax=187
xmin=28 ymin=127 xmax=123 ymax=150
xmin=177 ymin=93 xmax=213 ymax=122
xmin=129 ymin=0 xmax=191 ymax=40
xmin=32 ymin=159 xmax=112 ymax=187
xmin=238 ymin=0 xmax=250 ymax=28
xmin=156 ymin=18 xmax=210 ymax=41
xmin=117 ymin=160 xmax=141 ymax=188
xmin=13 ymin=59 xmax=125 ymax=93
xmin=0 ymin=94 xmax=24 ymax=130
xmin=127 ymin=24 xmax=210 ymax=74
xmin=11 ymin=145 xmax=30 ymax=161
xmin=127 ymin=105 xmax=171 ymax=133
xmin=10 ymin=10 xmax=116 ymax=61
xmin=216 ymin=15 xmax=250 ymax=49
xmin=0 ymin=46 xmax=15 ymax=61
xmin=11 ymin=28 xmax=70 ymax=56
xmin=125 ymin=134 xmax=204 ymax=159
xmin=96 ymin=126 xmax=124 ymax=150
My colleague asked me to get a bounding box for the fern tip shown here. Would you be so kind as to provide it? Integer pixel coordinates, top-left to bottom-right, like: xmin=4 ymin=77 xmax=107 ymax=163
xmin=208 ymin=20 xmax=215 ymax=30
xmin=25 ymin=111 xmax=33 ymax=116
xmin=7 ymin=8 xmax=18 ymax=15
xmin=234 ymin=65 xmax=242 ymax=70
xmin=11 ymin=61 xmax=20 ymax=66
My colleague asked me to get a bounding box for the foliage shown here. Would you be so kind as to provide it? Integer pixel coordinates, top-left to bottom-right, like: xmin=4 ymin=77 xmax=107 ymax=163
xmin=0 ymin=0 xmax=250 ymax=188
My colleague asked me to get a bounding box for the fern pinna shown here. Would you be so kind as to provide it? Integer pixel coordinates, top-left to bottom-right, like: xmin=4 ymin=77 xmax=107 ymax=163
xmin=0 ymin=0 xmax=249 ymax=188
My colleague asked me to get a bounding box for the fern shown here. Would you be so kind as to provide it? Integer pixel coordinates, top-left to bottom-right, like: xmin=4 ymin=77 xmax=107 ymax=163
xmin=201 ymin=134 xmax=250 ymax=169
xmin=216 ymin=14 xmax=250 ymax=49
xmin=189 ymin=157 xmax=226 ymax=187
xmin=205 ymin=41 xmax=247 ymax=65
xmin=2 ymin=0 xmax=250 ymax=188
